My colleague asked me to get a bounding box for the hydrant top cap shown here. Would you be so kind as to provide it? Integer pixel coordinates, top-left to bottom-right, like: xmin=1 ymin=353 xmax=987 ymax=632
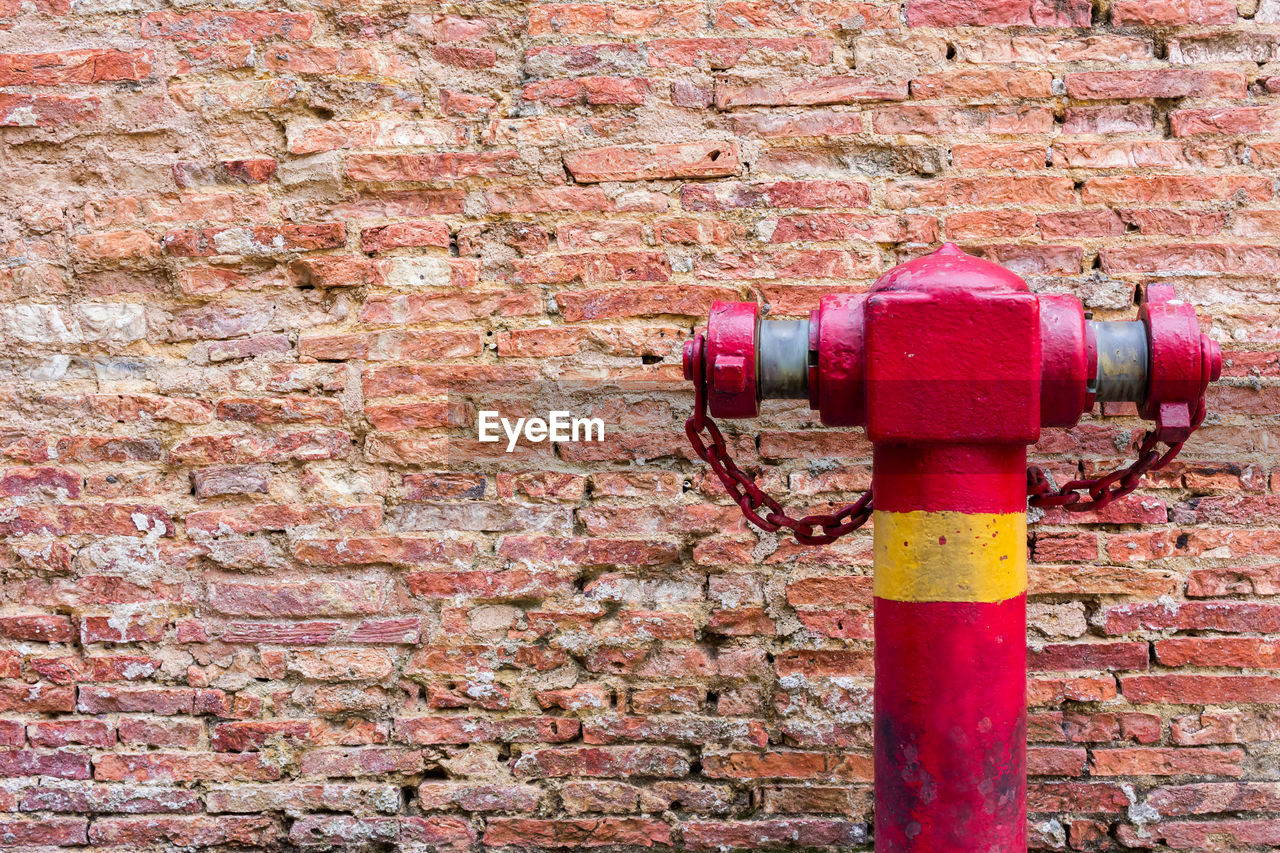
xmin=871 ymin=242 xmax=1030 ymax=296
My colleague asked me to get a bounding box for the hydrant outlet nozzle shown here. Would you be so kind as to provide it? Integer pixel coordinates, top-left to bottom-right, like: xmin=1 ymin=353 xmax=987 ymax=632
xmin=757 ymin=318 xmax=810 ymax=400
xmin=1091 ymin=320 xmax=1148 ymax=403
xmin=682 ymin=310 xmax=812 ymax=412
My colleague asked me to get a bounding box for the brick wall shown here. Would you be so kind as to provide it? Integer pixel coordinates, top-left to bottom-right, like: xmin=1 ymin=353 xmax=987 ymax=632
xmin=0 ymin=0 xmax=1276 ymax=849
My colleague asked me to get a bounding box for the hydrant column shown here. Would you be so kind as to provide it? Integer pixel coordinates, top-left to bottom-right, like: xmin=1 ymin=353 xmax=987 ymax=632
xmin=863 ymin=244 xmax=1041 ymax=852
xmin=872 ymin=444 xmax=1027 ymax=851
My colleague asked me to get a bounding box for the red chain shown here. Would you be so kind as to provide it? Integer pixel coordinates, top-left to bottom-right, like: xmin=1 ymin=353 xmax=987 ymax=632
xmin=685 ymin=335 xmax=872 ymax=545
xmin=685 ymin=414 xmax=874 ymax=545
xmin=686 ymin=332 xmax=1206 ymax=541
xmin=1025 ymin=400 xmax=1203 ymax=513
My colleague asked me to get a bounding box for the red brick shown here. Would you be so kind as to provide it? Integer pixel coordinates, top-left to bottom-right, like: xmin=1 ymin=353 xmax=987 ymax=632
xmin=162 ymin=224 xmax=345 ymax=257
xmin=1155 ymin=637 xmax=1280 ymax=668
xmin=187 ymin=504 xmax=381 ymax=535
xmin=499 ymin=536 xmax=677 ymax=568
xmin=1029 ymin=747 xmax=1088 ymax=776
xmin=208 ymin=579 xmax=383 ymax=617
xmin=1029 ymin=642 xmax=1149 ymax=672
xmin=406 ymin=569 xmax=574 ymax=599
xmin=346 ymin=152 xmax=520 ymax=182
xmin=523 ymin=77 xmax=648 ymax=106
xmin=29 ymin=654 xmax=160 ymax=684
xmin=396 ymin=716 xmax=580 ymax=745
xmin=946 ymin=209 xmax=1036 ymax=240
xmin=1029 ymin=711 xmax=1159 ymax=744
xmin=0 ymin=93 xmax=99 ymax=127
xmin=1104 ymin=601 xmax=1280 ymax=634
xmin=1172 ymin=105 xmax=1280 ymax=137
xmin=407 ymin=644 xmax=567 ymax=676
xmin=1187 ymin=564 xmax=1280 ymax=597
xmin=703 ymin=750 xmax=868 ymax=781
xmin=1028 ymin=676 xmax=1116 ymax=706
xmin=912 ymin=70 xmax=1051 ymax=98
xmin=1092 ymin=747 xmax=1244 ymax=777
xmin=29 ymin=717 xmax=113 ymax=742
xmin=511 ymin=746 xmax=690 ymax=778
xmin=0 ymin=818 xmax=87 ymax=846
xmin=515 ymin=251 xmax=671 ymax=284
xmin=219 ymin=622 xmax=339 ymax=645
xmin=484 ymin=818 xmax=671 ymax=848
xmin=585 ymin=716 xmax=766 ymax=747
xmin=0 ymin=613 xmax=74 ymax=642
xmin=1148 ymin=782 xmax=1280 ymax=816
xmin=877 ymin=104 xmax=1055 ymax=135
xmin=907 ymin=0 xmax=1092 ymax=26
xmin=1118 ymin=208 xmax=1228 ymax=237
xmin=0 ymin=719 xmax=23 ymax=747
xmin=419 ymin=782 xmax=542 ymax=813
xmin=556 ymin=283 xmax=737 ymax=320
xmin=697 ymin=248 xmax=880 ymax=280
xmin=648 ymin=37 xmax=831 ymax=68
xmin=0 ymin=49 xmax=152 ymax=85
xmin=215 ymin=396 xmax=343 ymax=425
xmin=0 ymin=750 xmax=91 ymax=779
xmin=80 ymin=612 xmax=168 ymax=643
xmin=94 ymin=753 xmax=283 ymax=783
xmin=118 ymin=719 xmax=202 ymax=748
xmin=0 ymin=505 xmax=172 ymax=537
xmin=951 ymin=143 xmax=1047 ymax=170
xmin=293 ymin=536 xmax=473 ymax=567
xmin=359 ymin=290 xmax=541 ymax=324
xmin=683 ymin=819 xmax=867 ymax=850
xmin=294 ymin=815 xmax=472 ymax=847
xmin=89 ymin=816 xmax=275 ymax=846
xmin=169 ymin=430 xmax=351 ymax=465
xmin=716 ymin=0 xmax=897 ymax=29
xmin=717 ymin=77 xmax=905 ymax=109
xmin=1067 ymin=70 xmax=1246 ymax=99
xmin=565 ymin=141 xmax=741 ymax=183
xmin=142 ymin=11 xmax=314 ymax=41
xmin=682 ymin=180 xmax=870 ymax=211
xmin=301 ymin=329 xmax=481 ymax=361
xmin=886 ymin=176 xmax=1074 ymax=208
xmin=77 ymin=687 xmax=195 ymax=716
xmin=766 ymin=213 xmax=936 ymax=244
xmin=359 ymin=221 xmax=451 ymax=252
xmin=1029 ymin=781 xmax=1129 ymax=813
xmin=529 ymin=3 xmax=705 ymax=35
xmin=1111 ymin=0 xmax=1235 ymax=25
xmin=1083 ymin=177 xmax=1270 ymax=205
xmin=1122 ymin=674 xmax=1280 ymax=704
xmin=1153 ymin=819 xmax=1280 ymax=851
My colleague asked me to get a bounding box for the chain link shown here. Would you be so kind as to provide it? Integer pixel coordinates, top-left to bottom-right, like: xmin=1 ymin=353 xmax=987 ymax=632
xmin=1026 ymin=400 xmax=1203 ymax=513
xmin=684 ymin=334 xmax=872 ymax=545
xmin=685 ymin=413 xmax=874 ymax=546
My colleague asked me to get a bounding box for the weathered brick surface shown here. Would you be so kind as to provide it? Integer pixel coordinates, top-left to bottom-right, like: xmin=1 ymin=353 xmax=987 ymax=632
xmin=0 ymin=1 xmax=1275 ymax=849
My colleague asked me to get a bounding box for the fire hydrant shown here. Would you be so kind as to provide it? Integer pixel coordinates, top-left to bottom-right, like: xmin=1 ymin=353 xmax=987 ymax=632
xmin=682 ymin=243 xmax=1220 ymax=852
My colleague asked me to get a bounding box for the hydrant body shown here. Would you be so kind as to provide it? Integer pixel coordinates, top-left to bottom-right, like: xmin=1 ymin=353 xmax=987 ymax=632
xmin=865 ymin=250 xmax=1038 ymax=850
xmin=682 ymin=244 xmax=1221 ymax=852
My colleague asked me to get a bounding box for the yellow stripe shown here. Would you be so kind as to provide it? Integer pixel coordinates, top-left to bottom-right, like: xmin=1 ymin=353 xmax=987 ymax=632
xmin=874 ymin=510 xmax=1026 ymax=603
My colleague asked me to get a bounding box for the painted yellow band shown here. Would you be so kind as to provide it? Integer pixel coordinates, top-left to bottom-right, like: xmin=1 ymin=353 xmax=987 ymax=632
xmin=873 ymin=510 xmax=1027 ymax=603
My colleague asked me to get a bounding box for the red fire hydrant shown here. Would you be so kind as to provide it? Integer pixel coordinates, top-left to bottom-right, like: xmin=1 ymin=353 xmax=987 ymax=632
xmin=682 ymin=244 xmax=1220 ymax=852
